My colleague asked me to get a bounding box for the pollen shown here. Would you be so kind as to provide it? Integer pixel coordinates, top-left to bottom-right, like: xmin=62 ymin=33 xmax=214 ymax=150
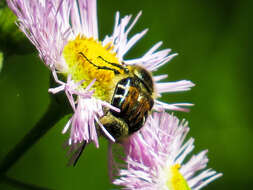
xmin=166 ymin=164 xmax=191 ymax=190
xmin=62 ymin=35 xmax=124 ymax=100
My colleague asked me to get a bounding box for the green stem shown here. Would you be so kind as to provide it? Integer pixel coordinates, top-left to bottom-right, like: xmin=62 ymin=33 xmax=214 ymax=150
xmin=1 ymin=175 xmax=51 ymax=190
xmin=0 ymin=97 xmax=69 ymax=174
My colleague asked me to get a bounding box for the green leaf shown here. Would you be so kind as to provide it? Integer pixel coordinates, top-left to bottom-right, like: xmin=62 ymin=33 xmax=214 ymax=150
xmin=0 ymin=51 xmax=3 ymax=72
xmin=0 ymin=4 xmax=21 ymax=40
xmin=0 ymin=3 xmax=34 ymax=55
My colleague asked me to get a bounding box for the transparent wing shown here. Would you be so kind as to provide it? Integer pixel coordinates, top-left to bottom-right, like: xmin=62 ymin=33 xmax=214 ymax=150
xmin=107 ymin=141 xmax=127 ymax=182
xmin=63 ymin=141 xmax=87 ymax=166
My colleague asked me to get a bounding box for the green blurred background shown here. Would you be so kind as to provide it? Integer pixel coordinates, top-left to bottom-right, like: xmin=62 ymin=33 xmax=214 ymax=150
xmin=0 ymin=0 xmax=252 ymax=189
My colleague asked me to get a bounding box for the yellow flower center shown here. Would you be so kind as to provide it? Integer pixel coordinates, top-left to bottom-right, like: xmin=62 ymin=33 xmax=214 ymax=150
xmin=62 ymin=35 xmax=124 ymax=101
xmin=166 ymin=164 xmax=191 ymax=190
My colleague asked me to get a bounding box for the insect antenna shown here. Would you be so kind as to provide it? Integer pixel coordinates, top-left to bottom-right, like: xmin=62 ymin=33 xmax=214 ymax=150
xmin=97 ymin=56 xmax=129 ymax=73
xmin=79 ymin=52 xmax=120 ymax=74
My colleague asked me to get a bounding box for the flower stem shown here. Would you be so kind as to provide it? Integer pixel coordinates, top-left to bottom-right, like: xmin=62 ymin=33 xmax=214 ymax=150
xmin=0 ymin=97 xmax=69 ymax=174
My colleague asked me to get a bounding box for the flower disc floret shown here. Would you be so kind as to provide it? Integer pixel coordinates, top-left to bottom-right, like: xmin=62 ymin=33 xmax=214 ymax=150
xmin=111 ymin=112 xmax=222 ymax=189
xmin=7 ymin=0 xmax=195 ymax=148
xmin=63 ymin=35 xmax=124 ymax=100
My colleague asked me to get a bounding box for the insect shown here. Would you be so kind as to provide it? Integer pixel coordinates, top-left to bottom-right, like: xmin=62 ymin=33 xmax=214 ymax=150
xmin=79 ymin=53 xmax=154 ymax=141
xmin=69 ymin=53 xmax=154 ymax=165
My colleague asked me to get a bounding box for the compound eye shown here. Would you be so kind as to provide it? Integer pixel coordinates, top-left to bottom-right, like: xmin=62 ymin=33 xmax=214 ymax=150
xmin=134 ymin=66 xmax=154 ymax=92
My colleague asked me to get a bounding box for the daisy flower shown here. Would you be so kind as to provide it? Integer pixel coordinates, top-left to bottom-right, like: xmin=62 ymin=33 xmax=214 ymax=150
xmin=111 ymin=112 xmax=222 ymax=189
xmin=7 ymin=0 xmax=194 ymax=147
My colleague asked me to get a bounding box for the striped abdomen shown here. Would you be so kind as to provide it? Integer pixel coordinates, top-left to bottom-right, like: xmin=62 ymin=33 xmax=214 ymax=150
xmin=111 ymin=77 xmax=154 ymax=135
